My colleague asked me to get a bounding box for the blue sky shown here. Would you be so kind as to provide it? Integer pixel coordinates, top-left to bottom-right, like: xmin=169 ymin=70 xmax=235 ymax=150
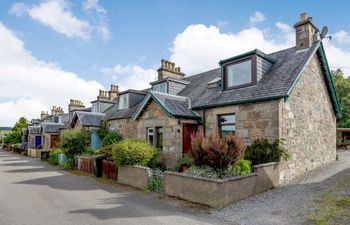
xmin=1 ymin=0 xmax=350 ymax=126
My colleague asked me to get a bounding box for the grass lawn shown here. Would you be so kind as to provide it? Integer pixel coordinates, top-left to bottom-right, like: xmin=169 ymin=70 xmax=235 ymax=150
xmin=307 ymin=177 xmax=350 ymax=225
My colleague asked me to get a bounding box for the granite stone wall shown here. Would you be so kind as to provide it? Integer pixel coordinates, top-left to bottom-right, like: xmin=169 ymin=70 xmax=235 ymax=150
xmin=107 ymin=118 xmax=138 ymax=139
xmin=280 ymin=55 xmax=336 ymax=182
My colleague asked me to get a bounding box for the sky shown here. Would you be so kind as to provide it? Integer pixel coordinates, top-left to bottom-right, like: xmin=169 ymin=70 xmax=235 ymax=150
xmin=1 ymin=0 xmax=350 ymax=126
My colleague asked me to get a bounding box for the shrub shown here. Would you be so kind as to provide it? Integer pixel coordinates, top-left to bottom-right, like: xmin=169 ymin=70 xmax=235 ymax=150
xmin=188 ymin=128 xmax=246 ymax=171
xmin=227 ymin=159 xmax=252 ymax=176
xmin=148 ymin=150 xmax=161 ymax=169
xmin=244 ymin=138 xmax=291 ymax=166
xmin=112 ymin=139 xmax=155 ymax=167
xmin=186 ymin=165 xmax=219 ymax=179
xmin=95 ymin=145 xmax=113 ymax=160
xmin=146 ymin=169 xmax=164 ymax=192
xmin=102 ymin=132 xmax=122 ymax=147
xmin=60 ymin=129 xmax=90 ymax=168
xmin=48 ymin=148 xmax=64 ymax=165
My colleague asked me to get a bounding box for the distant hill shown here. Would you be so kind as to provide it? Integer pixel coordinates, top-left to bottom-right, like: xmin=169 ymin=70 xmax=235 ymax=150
xmin=0 ymin=127 xmax=11 ymax=131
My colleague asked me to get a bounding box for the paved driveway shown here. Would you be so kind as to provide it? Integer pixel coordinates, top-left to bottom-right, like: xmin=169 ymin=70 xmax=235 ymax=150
xmin=0 ymin=150 xmax=219 ymax=225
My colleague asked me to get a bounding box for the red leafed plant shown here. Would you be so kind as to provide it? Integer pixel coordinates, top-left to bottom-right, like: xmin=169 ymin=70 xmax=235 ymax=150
xmin=188 ymin=128 xmax=246 ymax=171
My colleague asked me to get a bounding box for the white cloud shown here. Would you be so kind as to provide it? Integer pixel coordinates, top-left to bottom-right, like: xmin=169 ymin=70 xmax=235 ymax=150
xmin=8 ymin=2 xmax=27 ymax=16
xmin=0 ymin=22 xmax=103 ymax=126
xmin=170 ymin=24 xmax=292 ymax=74
xmin=101 ymin=64 xmax=157 ymax=91
xmin=333 ymin=30 xmax=350 ymax=45
xmin=27 ymin=0 xmax=91 ymax=40
xmin=83 ymin=0 xmax=106 ymax=14
xmin=249 ymin=11 xmax=266 ymax=26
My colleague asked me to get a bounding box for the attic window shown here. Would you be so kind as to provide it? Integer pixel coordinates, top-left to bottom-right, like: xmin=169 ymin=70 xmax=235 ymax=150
xmin=118 ymin=94 xmax=129 ymax=110
xmin=223 ymin=55 xmax=257 ymax=90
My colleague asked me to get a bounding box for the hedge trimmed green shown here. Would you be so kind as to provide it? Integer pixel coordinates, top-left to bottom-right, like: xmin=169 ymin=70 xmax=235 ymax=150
xmin=112 ymin=139 xmax=155 ymax=167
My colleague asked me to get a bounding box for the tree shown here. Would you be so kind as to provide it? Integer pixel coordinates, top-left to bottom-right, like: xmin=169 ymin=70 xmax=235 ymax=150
xmin=4 ymin=117 xmax=27 ymax=144
xmin=332 ymin=69 xmax=350 ymax=127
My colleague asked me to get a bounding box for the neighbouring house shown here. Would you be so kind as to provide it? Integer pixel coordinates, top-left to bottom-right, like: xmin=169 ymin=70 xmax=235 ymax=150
xmin=101 ymin=13 xmax=340 ymax=183
xmin=28 ymin=125 xmax=42 ymax=148
xmin=42 ymin=122 xmax=63 ymax=149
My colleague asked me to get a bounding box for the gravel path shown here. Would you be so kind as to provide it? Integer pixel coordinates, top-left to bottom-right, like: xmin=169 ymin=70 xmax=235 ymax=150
xmin=212 ymin=150 xmax=350 ymax=225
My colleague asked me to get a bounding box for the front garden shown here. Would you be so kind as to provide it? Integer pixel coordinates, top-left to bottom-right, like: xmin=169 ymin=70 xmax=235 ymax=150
xmin=4 ymin=126 xmax=291 ymax=208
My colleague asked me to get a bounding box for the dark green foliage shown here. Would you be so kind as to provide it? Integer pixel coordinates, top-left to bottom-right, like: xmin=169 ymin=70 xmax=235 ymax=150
xmin=332 ymin=69 xmax=350 ymax=127
xmin=48 ymin=148 xmax=64 ymax=165
xmin=189 ymin=128 xmax=246 ymax=171
xmin=148 ymin=150 xmax=161 ymax=169
xmin=4 ymin=117 xmax=27 ymax=144
xmin=244 ymin=138 xmax=290 ymax=166
xmin=101 ymin=132 xmax=122 ymax=147
xmin=97 ymin=121 xmax=109 ymax=139
xmin=60 ymin=129 xmax=90 ymax=168
xmin=112 ymin=139 xmax=155 ymax=167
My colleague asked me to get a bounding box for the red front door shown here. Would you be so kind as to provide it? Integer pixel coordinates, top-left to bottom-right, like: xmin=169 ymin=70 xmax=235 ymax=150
xmin=182 ymin=124 xmax=198 ymax=155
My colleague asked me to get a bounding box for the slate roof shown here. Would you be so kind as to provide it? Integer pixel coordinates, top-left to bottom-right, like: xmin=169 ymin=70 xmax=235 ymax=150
xmin=73 ymin=111 xmax=105 ymax=127
xmin=134 ymin=91 xmax=199 ymax=120
xmin=179 ymin=42 xmax=321 ymax=109
xmin=28 ymin=125 xmax=41 ymax=134
xmin=105 ymin=103 xmax=141 ymax=120
xmin=42 ymin=122 xmax=64 ymax=133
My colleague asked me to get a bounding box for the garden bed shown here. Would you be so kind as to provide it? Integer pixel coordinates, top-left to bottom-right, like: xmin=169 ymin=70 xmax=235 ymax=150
xmin=102 ymin=160 xmax=118 ymax=180
xmin=117 ymin=166 xmax=152 ymax=190
xmin=77 ymin=156 xmax=93 ymax=174
xmin=164 ymin=162 xmax=279 ymax=208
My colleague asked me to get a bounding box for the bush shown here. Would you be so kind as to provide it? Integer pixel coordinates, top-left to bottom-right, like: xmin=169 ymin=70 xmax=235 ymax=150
xmin=186 ymin=165 xmax=219 ymax=179
xmin=95 ymin=145 xmax=113 ymax=159
xmin=189 ymin=128 xmax=246 ymax=171
xmin=60 ymin=129 xmax=90 ymax=168
xmin=112 ymin=139 xmax=155 ymax=167
xmin=102 ymin=132 xmax=122 ymax=147
xmin=227 ymin=159 xmax=252 ymax=176
xmin=148 ymin=150 xmax=161 ymax=169
xmin=244 ymin=138 xmax=291 ymax=166
xmin=146 ymin=169 xmax=164 ymax=192
xmin=48 ymin=148 xmax=64 ymax=165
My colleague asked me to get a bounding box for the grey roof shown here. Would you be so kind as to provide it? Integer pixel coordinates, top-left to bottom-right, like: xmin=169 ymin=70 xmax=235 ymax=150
xmin=106 ymin=103 xmax=141 ymax=120
xmin=42 ymin=122 xmax=64 ymax=133
xmin=73 ymin=111 xmax=105 ymax=127
xmin=179 ymin=42 xmax=320 ymax=109
xmin=134 ymin=91 xmax=199 ymax=120
xmin=28 ymin=125 xmax=41 ymax=134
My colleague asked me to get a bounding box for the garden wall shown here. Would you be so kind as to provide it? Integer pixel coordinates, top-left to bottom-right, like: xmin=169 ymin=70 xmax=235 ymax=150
xmin=102 ymin=160 xmax=118 ymax=180
xmin=77 ymin=156 xmax=93 ymax=174
xmin=117 ymin=166 xmax=151 ymax=190
xmin=164 ymin=162 xmax=279 ymax=208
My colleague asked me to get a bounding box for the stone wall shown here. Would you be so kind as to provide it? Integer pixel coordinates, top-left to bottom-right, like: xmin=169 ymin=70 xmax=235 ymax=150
xmin=280 ymin=55 xmax=336 ymax=182
xmin=136 ymin=100 xmax=197 ymax=168
xmin=199 ymin=100 xmax=281 ymax=144
xmin=107 ymin=118 xmax=138 ymax=139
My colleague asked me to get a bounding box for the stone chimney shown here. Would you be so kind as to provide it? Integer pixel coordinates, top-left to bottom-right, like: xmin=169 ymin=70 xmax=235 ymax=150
xmin=51 ymin=106 xmax=64 ymax=116
xmin=97 ymin=89 xmax=110 ymax=100
xmin=157 ymin=59 xmax=185 ymax=80
xmin=294 ymin=13 xmax=319 ymax=50
xmin=40 ymin=111 xmax=49 ymax=120
xmin=68 ymin=99 xmax=85 ymax=112
xmin=109 ymin=84 xmax=119 ymax=101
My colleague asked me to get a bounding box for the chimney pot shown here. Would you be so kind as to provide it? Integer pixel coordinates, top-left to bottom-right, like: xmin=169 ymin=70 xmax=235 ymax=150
xmin=300 ymin=13 xmax=308 ymax=21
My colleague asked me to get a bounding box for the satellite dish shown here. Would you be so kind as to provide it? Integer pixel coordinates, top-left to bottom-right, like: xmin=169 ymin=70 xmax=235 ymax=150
xmin=320 ymin=26 xmax=328 ymax=39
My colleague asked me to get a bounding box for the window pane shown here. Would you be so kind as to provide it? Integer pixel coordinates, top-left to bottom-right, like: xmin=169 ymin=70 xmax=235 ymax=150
xmin=147 ymin=128 xmax=154 ymax=145
xmin=227 ymin=60 xmax=252 ymax=87
xmin=153 ymin=82 xmax=167 ymax=93
xmin=220 ymin=125 xmax=236 ymax=136
xmin=156 ymin=127 xmax=163 ymax=149
xmin=219 ymin=114 xmax=235 ymax=124
xmin=118 ymin=94 xmax=129 ymax=110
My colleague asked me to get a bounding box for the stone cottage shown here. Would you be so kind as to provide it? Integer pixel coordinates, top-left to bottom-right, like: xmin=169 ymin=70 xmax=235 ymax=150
xmin=104 ymin=13 xmax=340 ymax=182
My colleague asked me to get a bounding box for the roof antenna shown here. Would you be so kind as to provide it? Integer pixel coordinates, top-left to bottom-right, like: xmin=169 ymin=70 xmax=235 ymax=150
xmin=320 ymin=26 xmax=332 ymax=40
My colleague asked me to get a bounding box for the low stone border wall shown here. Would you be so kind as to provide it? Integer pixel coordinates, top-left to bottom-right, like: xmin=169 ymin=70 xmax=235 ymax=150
xmin=164 ymin=162 xmax=279 ymax=208
xmin=117 ymin=166 xmax=152 ymax=190
xmin=28 ymin=148 xmax=41 ymax=158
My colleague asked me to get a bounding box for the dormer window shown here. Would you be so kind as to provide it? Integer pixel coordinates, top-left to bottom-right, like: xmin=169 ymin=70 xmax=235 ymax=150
xmin=223 ymin=56 xmax=256 ymax=90
xmin=153 ymin=82 xmax=167 ymax=93
xmin=118 ymin=94 xmax=129 ymax=110
xmin=220 ymin=49 xmax=273 ymax=91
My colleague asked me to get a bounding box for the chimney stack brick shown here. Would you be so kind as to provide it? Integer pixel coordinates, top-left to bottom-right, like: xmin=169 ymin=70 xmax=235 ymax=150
xmin=157 ymin=59 xmax=185 ymax=80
